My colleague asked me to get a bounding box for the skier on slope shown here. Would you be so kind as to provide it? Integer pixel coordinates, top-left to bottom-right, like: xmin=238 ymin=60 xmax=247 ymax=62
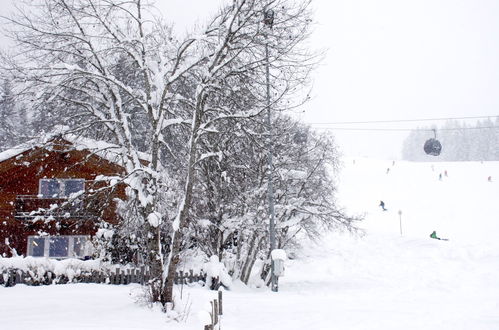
xmin=379 ymin=200 xmax=387 ymax=211
xmin=430 ymin=231 xmax=440 ymax=240
xmin=430 ymin=231 xmax=448 ymax=241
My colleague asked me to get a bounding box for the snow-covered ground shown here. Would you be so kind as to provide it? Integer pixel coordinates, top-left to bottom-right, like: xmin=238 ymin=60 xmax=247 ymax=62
xmin=2 ymin=158 xmax=498 ymax=330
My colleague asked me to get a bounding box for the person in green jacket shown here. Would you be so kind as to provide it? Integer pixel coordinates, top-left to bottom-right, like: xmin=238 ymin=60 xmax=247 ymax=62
xmin=430 ymin=231 xmax=441 ymax=240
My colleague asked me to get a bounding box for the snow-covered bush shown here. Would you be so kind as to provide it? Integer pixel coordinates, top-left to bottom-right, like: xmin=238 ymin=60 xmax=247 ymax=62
xmin=0 ymin=256 xmax=111 ymax=285
xmin=203 ymin=255 xmax=231 ymax=290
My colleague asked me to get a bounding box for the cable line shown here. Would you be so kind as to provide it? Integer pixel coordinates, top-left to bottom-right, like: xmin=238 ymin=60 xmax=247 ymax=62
xmin=307 ymin=115 xmax=499 ymax=126
xmin=313 ymin=125 xmax=499 ymax=132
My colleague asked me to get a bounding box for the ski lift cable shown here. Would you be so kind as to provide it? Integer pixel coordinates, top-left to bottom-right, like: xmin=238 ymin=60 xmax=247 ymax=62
xmin=1 ymin=125 xmax=498 ymax=151
xmin=313 ymin=125 xmax=499 ymax=132
xmin=307 ymin=115 xmax=499 ymax=126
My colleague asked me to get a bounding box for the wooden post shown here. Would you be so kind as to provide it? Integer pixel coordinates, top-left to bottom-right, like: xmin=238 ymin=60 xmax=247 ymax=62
xmin=120 ymin=269 xmax=125 ymax=285
xmin=15 ymin=270 xmax=21 ymax=285
xmin=130 ymin=269 xmax=136 ymax=283
xmin=140 ymin=266 xmax=145 ymax=284
xmin=213 ymin=300 xmax=219 ymax=325
xmin=9 ymin=270 xmax=15 ymax=286
xmin=210 ymin=301 xmax=215 ymax=326
xmin=218 ymin=291 xmax=223 ymax=315
xmin=100 ymin=271 xmax=105 ymax=284
xmin=20 ymin=270 xmax=26 ymax=284
xmin=179 ymin=270 xmax=185 ymax=285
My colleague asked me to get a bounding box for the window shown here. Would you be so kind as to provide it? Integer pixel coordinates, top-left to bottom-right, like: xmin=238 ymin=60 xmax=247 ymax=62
xmin=27 ymin=235 xmax=91 ymax=258
xmin=39 ymin=179 xmax=85 ymax=198
xmin=28 ymin=237 xmax=45 ymax=257
xmin=49 ymin=236 xmax=69 ymax=258
xmin=73 ymin=236 xmax=87 ymax=257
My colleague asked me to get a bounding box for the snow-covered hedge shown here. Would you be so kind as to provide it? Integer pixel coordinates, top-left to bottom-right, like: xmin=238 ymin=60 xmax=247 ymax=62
xmin=0 ymin=256 xmax=115 ymax=285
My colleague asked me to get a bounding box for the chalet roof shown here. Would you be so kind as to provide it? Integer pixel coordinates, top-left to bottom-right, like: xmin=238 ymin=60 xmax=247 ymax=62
xmin=0 ymin=133 xmax=151 ymax=167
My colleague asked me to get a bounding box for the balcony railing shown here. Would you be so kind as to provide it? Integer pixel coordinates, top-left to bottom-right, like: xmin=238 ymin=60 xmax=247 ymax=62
xmin=14 ymin=195 xmax=91 ymax=220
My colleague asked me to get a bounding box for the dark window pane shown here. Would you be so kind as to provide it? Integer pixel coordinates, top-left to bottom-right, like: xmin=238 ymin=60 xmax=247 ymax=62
xmin=73 ymin=237 xmax=87 ymax=257
xmin=49 ymin=237 xmax=69 ymax=258
xmin=64 ymin=180 xmax=84 ymax=197
xmin=29 ymin=237 xmax=45 ymax=257
xmin=40 ymin=179 xmax=60 ymax=198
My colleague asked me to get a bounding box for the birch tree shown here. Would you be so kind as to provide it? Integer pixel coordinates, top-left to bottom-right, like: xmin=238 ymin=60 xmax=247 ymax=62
xmin=2 ymin=0 xmax=202 ymax=306
xmin=160 ymin=0 xmax=319 ymax=300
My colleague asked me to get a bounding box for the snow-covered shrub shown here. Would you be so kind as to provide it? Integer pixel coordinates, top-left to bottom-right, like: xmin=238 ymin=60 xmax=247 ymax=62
xmin=203 ymin=255 xmax=231 ymax=290
xmin=0 ymin=256 xmax=111 ymax=285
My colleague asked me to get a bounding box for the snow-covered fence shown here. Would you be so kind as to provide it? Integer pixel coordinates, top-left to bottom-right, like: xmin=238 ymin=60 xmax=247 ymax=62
xmin=204 ymin=291 xmax=223 ymax=330
xmin=0 ymin=258 xmax=205 ymax=287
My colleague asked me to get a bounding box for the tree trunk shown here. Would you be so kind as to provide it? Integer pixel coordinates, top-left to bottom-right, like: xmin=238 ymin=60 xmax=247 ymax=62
xmin=145 ymin=222 xmax=164 ymax=303
xmin=240 ymin=233 xmax=262 ymax=284
xmin=163 ymin=93 xmax=206 ymax=304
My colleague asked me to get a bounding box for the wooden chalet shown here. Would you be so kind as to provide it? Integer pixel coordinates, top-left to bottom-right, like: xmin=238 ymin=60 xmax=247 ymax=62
xmin=0 ymin=135 xmax=129 ymax=258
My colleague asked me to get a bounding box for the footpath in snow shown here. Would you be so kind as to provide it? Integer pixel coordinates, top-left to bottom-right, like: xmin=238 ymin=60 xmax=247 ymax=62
xmin=1 ymin=158 xmax=498 ymax=330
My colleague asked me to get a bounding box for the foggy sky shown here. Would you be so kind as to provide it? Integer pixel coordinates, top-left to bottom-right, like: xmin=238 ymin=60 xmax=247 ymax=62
xmin=1 ymin=0 xmax=498 ymax=159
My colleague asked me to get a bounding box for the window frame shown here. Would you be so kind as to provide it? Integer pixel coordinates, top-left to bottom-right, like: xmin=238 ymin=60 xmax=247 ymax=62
xmin=39 ymin=179 xmax=85 ymax=198
xmin=27 ymin=235 xmax=91 ymax=259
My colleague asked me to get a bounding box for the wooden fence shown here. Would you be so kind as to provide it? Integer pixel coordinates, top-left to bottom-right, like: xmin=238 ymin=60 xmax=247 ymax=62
xmin=204 ymin=290 xmax=223 ymax=330
xmin=0 ymin=267 xmax=205 ymax=287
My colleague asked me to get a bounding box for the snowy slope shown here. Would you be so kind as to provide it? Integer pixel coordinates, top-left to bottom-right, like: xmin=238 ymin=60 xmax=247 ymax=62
xmin=339 ymin=158 xmax=499 ymax=245
xmin=1 ymin=159 xmax=498 ymax=330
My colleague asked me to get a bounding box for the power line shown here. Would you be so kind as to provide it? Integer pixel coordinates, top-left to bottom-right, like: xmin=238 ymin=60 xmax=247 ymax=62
xmin=307 ymin=115 xmax=499 ymax=126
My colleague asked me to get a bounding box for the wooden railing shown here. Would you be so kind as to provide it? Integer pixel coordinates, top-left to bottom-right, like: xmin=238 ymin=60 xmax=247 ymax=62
xmin=14 ymin=195 xmax=93 ymax=220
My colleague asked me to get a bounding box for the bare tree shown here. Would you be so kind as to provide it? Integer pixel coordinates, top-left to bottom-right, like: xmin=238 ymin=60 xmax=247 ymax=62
xmin=2 ymin=0 xmax=201 ymax=306
xmin=2 ymin=0 xmax=320 ymax=307
xmin=190 ymin=114 xmax=361 ymax=284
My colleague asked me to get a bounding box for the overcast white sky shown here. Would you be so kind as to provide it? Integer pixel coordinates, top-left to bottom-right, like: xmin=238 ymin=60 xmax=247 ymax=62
xmin=1 ymin=0 xmax=498 ymax=159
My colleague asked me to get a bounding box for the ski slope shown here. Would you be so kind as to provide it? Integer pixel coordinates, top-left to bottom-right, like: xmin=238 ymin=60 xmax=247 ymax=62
xmin=1 ymin=159 xmax=498 ymax=329
xmin=339 ymin=158 xmax=499 ymax=245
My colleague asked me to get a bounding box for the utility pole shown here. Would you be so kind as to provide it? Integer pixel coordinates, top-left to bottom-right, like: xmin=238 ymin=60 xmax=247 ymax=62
xmin=264 ymin=8 xmax=277 ymax=292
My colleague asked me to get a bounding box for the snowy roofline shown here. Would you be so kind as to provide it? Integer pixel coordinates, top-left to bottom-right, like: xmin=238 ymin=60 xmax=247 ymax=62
xmin=0 ymin=131 xmax=151 ymax=166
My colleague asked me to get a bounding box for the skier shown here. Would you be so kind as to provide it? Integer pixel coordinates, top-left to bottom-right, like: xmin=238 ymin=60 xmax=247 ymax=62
xmin=430 ymin=231 xmax=440 ymax=240
xmin=439 ymin=173 xmax=442 ymax=181
xmin=430 ymin=231 xmax=448 ymax=241
xmin=444 ymin=170 xmax=448 ymax=177
xmin=488 ymin=176 xmax=492 ymax=182
xmin=379 ymin=200 xmax=387 ymax=211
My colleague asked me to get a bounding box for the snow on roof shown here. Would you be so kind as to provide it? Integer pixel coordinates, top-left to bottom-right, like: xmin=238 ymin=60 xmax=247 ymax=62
xmin=0 ymin=131 xmax=151 ymax=166
xmin=0 ymin=139 xmax=40 ymax=163
xmin=63 ymin=134 xmax=151 ymax=165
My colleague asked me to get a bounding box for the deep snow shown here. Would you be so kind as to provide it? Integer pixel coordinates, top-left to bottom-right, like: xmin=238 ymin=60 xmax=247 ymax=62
xmin=1 ymin=158 xmax=498 ymax=330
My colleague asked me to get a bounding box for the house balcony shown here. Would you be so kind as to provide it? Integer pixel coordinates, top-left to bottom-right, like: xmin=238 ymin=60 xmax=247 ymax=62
xmin=14 ymin=195 xmax=94 ymax=221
